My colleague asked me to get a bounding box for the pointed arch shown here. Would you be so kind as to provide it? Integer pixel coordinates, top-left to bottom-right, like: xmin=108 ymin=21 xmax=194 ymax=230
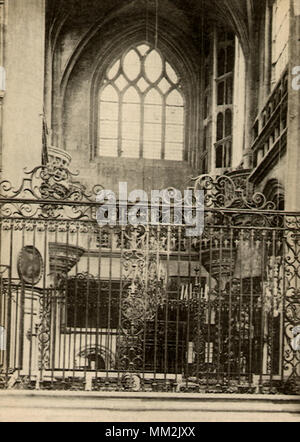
xmin=94 ymin=39 xmax=189 ymax=160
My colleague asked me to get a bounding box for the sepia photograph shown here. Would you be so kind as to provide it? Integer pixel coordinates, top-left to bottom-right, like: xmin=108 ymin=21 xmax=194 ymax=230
xmin=0 ymin=0 xmax=299 ymax=425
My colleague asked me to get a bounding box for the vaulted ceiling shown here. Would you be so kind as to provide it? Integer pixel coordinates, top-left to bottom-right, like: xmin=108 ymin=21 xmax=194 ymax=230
xmin=46 ymin=0 xmax=264 ymax=58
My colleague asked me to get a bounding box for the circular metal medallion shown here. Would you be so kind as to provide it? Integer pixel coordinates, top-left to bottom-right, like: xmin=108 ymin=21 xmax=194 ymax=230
xmin=17 ymin=246 xmax=43 ymax=285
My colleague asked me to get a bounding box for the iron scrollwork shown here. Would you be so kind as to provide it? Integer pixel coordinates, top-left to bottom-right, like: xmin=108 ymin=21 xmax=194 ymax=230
xmin=0 ymin=160 xmax=299 ymax=393
xmin=0 ymin=163 xmax=104 ymax=220
xmin=38 ymin=293 xmax=51 ymax=371
xmin=117 ymin=226 xmax=166 ymax=377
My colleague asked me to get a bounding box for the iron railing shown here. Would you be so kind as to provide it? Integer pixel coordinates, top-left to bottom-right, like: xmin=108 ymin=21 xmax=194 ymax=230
xmin=0 ymin=165 xmax=299 ymax=393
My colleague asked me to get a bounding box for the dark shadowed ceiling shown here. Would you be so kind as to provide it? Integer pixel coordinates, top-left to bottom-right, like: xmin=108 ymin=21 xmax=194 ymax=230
xmin=46 ymin=0 xmax=264 ymax=57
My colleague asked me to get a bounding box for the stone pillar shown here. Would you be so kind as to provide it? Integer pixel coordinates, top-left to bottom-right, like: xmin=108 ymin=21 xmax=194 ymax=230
xmin=1 ymin=0 xmax=46 ymax=187
xmin=0 ymin=0 xmax=5 ymax=176
xmin=281 ymin=2 xmax=300 ymax=391
xmin=264 ymin=0 xmax=272 ymax=98
xmin=285 ymin=1 xmax=300 ymax=211
xmin=44 ymin=22 xmax=53 ymax=143
xmin=243 ymin=43 xmax=259 ymax=169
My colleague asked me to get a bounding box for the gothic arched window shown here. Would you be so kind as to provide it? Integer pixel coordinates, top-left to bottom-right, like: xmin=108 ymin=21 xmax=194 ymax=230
xmin=98 ymin=43 xmax=185 ymax=160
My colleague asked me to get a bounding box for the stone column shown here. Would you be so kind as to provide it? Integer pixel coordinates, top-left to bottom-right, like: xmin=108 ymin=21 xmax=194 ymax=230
xmin=281 ymin=1 xmax=300 ymax=392
xmin=0 ymin=0 xmax=5 ymax=177
xmin=243 ymin=42 xmax=260 ymax=169
xmin=285 ymin=1 xmax=300 ymax=211
xmin=1 ymin=0 xmax=46 ymax=187
xmin=264 ymin=0 xmax=272 ymax=98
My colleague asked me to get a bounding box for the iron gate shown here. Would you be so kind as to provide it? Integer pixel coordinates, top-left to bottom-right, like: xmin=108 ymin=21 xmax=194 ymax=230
xmin=0 ymin=164 xmax=299 ymax=393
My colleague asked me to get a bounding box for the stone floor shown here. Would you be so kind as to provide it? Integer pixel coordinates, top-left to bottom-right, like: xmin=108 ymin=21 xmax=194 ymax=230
xmin=0 ymin=391 xmax=300 ymax=422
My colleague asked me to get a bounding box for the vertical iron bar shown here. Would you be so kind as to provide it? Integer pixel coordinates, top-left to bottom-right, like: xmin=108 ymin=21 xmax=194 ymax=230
xmin=95 ymin=224 xmax=102 ymax=387
xmin=62 ymin=224 xmax=70 ymax=382
xmin=164 ymin=225 xmax=171 ymax=381
xmin=227 ymin=227 xmax=234 ymax=384
xmin=196 ymin=226 xmax=203 ymax=386
xmin=269 ymin=229 xmax=276 ymax=389
xmin=280 ymin=222 xmax=287 ymax=382
xmin=248 ymin=229 xmax=254 ymax=386
xmin=84 ymin=223 xmax=92 ymax=384
xmin=142 ymin=224 xmax=150 ymax=389
xmin=17 ymin=222 xmax=25 ymax=374
xmin=153 ymin=225 xmax=160 ymax=383
xmin=5 ymin=221 xmax=13 ymax=385
xmin=105 ymin=226 xmax=113 ymax=383
xmin=40 ymin=221 xmax=48 ymax=386
xmin=175 ymin=225 xmax=182 ymax=385
xmin=237 ymin=229 xmax=243 ymax=385
xmin=13 ymin=286 xmax=19 ymax=371
xmin=217 ymin=228 xmax=222 ymax=385
xmin=17 ymin=222 xmax=25 ymax=373
xmin=205 ymin=228 xmax=213 ymax=391
xmin=259 ymin=230 xmax=267 ymax=389
xmin=78 ymin=226 xmax=84 ymax=382
xmin=72 ymin=223 xmax=80 ymax=387
xmin=51 ymin=223 xmax=58 ymax=385
xmin=185 ymin=234 xmax=192 ymax=388
xmin=117 ymin=225 xmax=125 ymax=388
xmin=28 ymin=222 xmax=37 ymax=383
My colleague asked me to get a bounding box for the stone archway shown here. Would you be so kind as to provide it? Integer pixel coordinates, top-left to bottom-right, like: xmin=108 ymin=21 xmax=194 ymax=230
xmin=76 ymin=346 xmax=115 ymax=370
xmin=263 ymin=179 xmax=285 ymax=210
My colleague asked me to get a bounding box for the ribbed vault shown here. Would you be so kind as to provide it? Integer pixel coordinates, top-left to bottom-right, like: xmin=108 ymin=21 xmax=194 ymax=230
xmin=46 ymin=0 xmax=262 ymax=60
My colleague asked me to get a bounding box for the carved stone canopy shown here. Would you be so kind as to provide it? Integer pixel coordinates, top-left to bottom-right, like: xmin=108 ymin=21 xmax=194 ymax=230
xmin=49 ymin=242 xmax=85 ymax=278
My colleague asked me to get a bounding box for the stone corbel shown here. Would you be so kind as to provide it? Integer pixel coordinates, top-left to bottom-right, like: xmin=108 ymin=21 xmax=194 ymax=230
xmin=48 ymin=242 xmax=85 ymax=289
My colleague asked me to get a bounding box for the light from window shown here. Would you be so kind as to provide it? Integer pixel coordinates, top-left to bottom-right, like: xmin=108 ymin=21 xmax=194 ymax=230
xmin=98 ymin=44 xmax=185 ymax=160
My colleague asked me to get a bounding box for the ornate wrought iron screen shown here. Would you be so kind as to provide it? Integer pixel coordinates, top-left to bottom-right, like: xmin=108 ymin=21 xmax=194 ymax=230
xmin=0 ymin=165 xmax=299 ymax=393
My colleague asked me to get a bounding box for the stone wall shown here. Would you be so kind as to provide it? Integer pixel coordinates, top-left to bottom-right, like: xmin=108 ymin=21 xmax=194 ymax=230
xmin=271 ymin=0 xmax=290 ymax=86
xmin=1 ymin=0 xmax=45 ymax=187
xmin=51 ymin=7 xmax=200 ymax=192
